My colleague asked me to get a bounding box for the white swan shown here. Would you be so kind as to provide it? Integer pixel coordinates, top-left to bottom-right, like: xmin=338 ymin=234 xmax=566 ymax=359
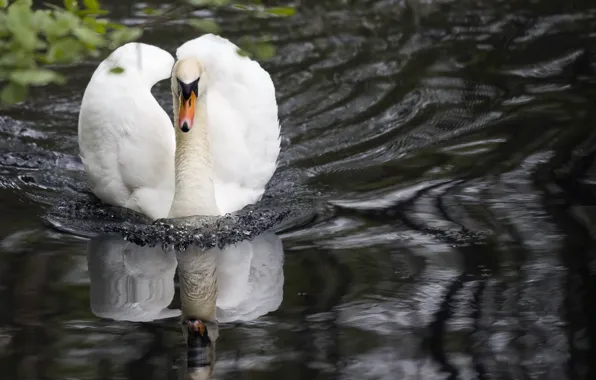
xmin=78 ymin=35 xmax=281 ymax=220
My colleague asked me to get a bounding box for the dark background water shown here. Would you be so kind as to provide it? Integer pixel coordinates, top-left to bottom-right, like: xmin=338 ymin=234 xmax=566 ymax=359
xmin=1 ymin=0 xmax=596 ymax=379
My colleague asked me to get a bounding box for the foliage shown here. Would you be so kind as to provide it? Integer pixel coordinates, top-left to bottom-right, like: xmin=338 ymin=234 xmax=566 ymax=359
xmin=0 ymin=0 xmax=296 ymax=105
xmin=0 ymin=0 xmax=142 ymax=104
xmin=143 ymin=0 xmax=295 ymax=61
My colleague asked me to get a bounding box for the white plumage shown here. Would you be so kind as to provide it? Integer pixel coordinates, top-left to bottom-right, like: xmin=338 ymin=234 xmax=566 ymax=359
xmin=78 ymin=43 xmax=176 ymax=220
xmin=78 ymin=34 xmax=280 ymax=219
xmin=176 ymin=35 xmax=280 ymax=214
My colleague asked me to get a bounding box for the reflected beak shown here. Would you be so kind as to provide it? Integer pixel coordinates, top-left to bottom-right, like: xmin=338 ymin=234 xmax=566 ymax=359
xmin=179 ymin=92 xmax=196 ymax=133
xmin=188 ymin=319 xmax=206 ymax=337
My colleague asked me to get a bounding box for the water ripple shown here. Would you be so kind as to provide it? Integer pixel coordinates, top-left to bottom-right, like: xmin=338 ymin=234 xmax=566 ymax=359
xmin=1 ymin=0 xmax=596 ymax=378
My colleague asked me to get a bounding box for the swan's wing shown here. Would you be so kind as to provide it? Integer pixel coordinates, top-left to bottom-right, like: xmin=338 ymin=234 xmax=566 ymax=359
xmin=115 ymin=97 xmax=176 ymax=219
xmin=78 ymin=43 xmax=176 ymax=220
xmin=177 ymin=35 xmax=281 ymax=214
xmin=215 ymin=232 xmax=285 ymax=323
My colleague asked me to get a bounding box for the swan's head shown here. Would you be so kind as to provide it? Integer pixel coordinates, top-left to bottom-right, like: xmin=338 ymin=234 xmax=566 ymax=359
xmin=173 ymin=58 xmax=204 ymax=133
xmin=184 ymin=318 xmax=210 ymax=342
xmin=183 ymin=318 xmax=217 ymax=379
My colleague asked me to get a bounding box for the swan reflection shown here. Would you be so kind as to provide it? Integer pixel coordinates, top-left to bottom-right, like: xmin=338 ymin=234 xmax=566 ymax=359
xmin=87 ymin=235 xmax=180 ymax=322
xmin=86 ymin=231 xmax=285 ymax=379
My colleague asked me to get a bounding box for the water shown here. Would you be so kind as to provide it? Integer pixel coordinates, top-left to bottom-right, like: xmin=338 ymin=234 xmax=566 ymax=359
xmin=1 ymin=0 xmax=596 ymax=378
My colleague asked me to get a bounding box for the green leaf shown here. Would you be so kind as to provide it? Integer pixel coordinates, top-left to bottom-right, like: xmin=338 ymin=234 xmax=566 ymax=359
xmin=0 ymin=51 xmax=20 ymax=67
xmin=237 ymin=36 xmax=275 ymax=61
xmin=104 ymin=21 xmax=126 ymax=30
xmin=264 ymin=7 xmax=295 ymax=17
xmin=0 ymin=0 xmax=8 ymax=9
xmin=109 ymin=66 xmax=124 ymax=74
xmin=1 ymin=82 xmax=27 ymax=104
xmin=45 ymin=12 xmax=80 ymax=37
xmin=6 ymin=0 xmax=36 ymax=50
xmin=188 ymin=19 xmax=220 ymax=34
xmin=94 ymin=22 xmax=106 ymax=34
xmin=82 ymin=16 xmax=106 ymax=34
xmin=73 ymin=26 xmax=104 ymax=47
xmin=46 ymin=37 xmax=83 ymax=63
xmin=109 ymin=27 xmax=142 ymax=48
xmin=32 ymin=9 xmax=52 ymax=29
xmin=63 ymin=0 xmax=78 ymax=12
xmin=251 ymin=42 xmax=275 ymax=60
xmin=82 ymin=0 xmax=99 ymax=12
xmin=10 ymin=69 xmax=65 ymax=86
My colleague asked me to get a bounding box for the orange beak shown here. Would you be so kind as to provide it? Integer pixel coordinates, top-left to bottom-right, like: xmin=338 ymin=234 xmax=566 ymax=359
xmin=178 ymin=92 xmax=196 ymax=132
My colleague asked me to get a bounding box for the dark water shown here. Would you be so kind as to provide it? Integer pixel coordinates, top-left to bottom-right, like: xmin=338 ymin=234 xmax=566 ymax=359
xmin=1 ymin=0 xmax=596 ymax=378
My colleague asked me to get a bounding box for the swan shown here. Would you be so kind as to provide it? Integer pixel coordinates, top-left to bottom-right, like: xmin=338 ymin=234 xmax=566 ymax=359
xmin=78 ymin=34 xmax=281 ymax=220
xmin=86 ymin=231 xmax=285 ymax=380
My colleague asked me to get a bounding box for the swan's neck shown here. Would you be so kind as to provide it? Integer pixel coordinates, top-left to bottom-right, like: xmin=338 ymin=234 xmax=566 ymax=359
xmin=169 ymin=96 xmax=220 ymax=218
xmin=177 ymin=249 xmax=218 ymax=321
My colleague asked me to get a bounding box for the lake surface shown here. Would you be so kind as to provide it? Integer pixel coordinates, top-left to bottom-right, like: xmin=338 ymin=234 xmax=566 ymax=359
xmin=1 ymin=0 xmax=596 ymax=379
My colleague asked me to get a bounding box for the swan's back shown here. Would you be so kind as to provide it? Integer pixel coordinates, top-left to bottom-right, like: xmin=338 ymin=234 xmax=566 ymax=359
xmin=177 ymin=35 xmax=281 ymax=214
xmin=78 ymin=43 xmax=176 ymax=220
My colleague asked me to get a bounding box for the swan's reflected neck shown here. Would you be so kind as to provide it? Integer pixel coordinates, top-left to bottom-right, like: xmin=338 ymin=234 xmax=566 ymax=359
xmin=174 ymin=231 xmax=284 ymax=380
xmin=177 ymin=248 xmax=218 ymax=380
xmin=177 ymin=248 xmax=218 ymax=322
